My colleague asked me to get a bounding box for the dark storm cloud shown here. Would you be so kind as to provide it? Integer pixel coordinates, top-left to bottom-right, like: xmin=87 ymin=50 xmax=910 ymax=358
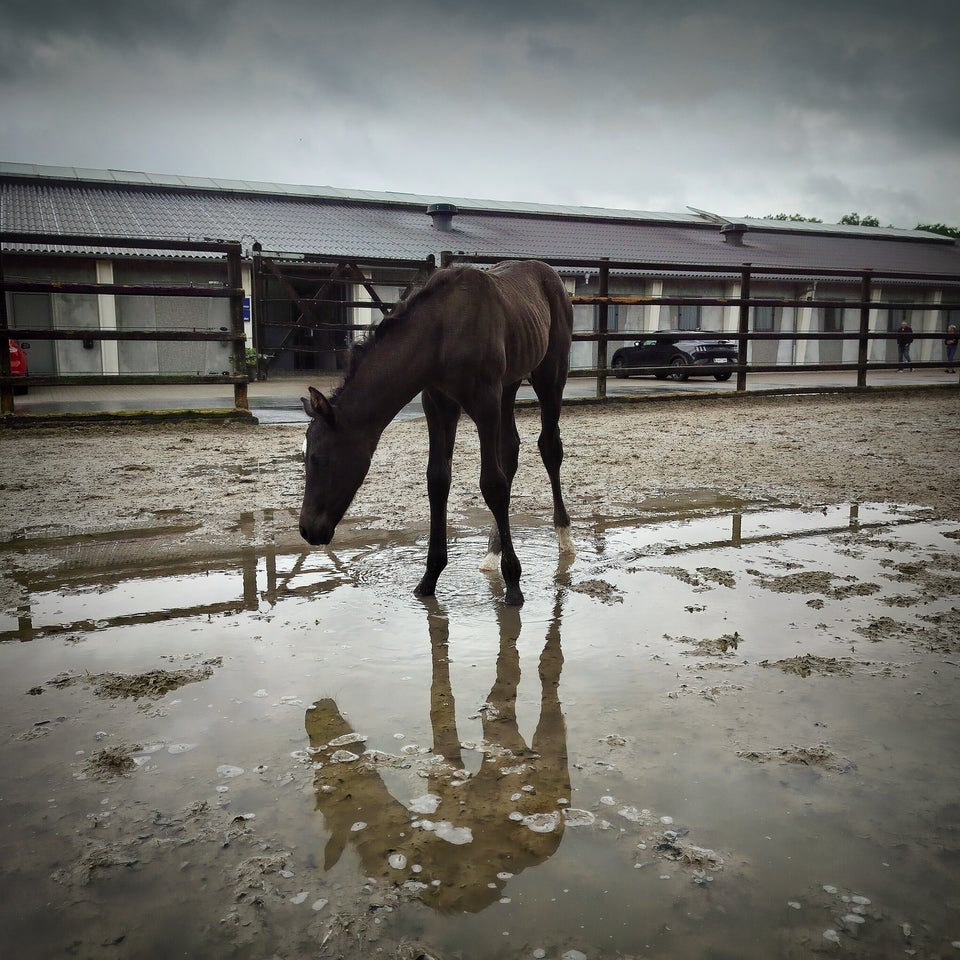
xmin=0 ymin=0 xmax=239 ymax=79
xmin=1 ymin=0 xmax=958 ymax=225
xmin=601 ymin=0 xmax=959 ymax=134
xmin=753 ymin=1 xmax=960 ymax=143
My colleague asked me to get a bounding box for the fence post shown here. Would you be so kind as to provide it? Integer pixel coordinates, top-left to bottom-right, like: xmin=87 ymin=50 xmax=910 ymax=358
xmin=736 ymin=265 xmax=751 ymax=392
xmin=596 ymin=259 xmax=609 ymax=400
xmin=857 ymin=271 xmax=872 ymax=388
xmin=251 ymin=242 xmax=264 ymax=377
xmin=227 ymin=242 xmax=248 ymax=411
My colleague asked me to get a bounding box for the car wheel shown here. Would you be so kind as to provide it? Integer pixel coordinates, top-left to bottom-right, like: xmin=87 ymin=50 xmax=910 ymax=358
xmin=713 ymin=372 xmax=732 ymax=382
xmin=612 ymin=357 xmax=628 ymax=379
xmin=667 ymin=357 xmax=689 ymax=381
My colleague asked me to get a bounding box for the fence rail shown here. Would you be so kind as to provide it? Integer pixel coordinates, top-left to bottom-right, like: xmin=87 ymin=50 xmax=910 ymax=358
xmin=442 ymin=252 xmax=960 ymax=397
xmin=2 ymin=238 xmax=957 ymax=416
xmin=0 ymin=232 xmax=248 ymax=415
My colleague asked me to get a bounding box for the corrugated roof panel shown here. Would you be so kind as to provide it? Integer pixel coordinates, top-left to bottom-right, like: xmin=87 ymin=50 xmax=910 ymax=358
xmin=38 ymin=165 xmax=80 ymax=181
xmin=730 ymin=214 xmax=944 ymax=244
xmin=2 ymin=172 xmax=959 ymax=280
xmin=111 ymin=170 xmax=152 ymax=185
xmin=1 ymin=163 xmax=700 ymax=224
xmin=0 ymin=162 xmax=39 ymax=177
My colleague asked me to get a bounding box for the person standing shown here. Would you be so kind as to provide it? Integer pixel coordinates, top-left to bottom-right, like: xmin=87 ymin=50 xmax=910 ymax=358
xmin=897 ymin=319 xmax=914 ymax=370
xmin=945 ymin=324 xmax=958 ymax=373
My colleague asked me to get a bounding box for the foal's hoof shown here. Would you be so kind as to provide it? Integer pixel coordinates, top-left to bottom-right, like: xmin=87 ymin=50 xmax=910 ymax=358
xmin=556 ymin=526 xmax=576 ymax=556
xmin=414 ymin=580 xmax=436 ymax=598
xmin=504 ymin=585 xmax=525 ymax=607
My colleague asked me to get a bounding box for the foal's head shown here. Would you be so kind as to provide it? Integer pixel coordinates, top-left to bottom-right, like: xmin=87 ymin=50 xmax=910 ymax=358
xmin=299 ymin=387 xmax=373 ymax=546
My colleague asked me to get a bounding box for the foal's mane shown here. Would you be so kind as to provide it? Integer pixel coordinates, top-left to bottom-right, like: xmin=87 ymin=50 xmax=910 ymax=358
xmin=331 ymin=265 xmax=474 ymax=400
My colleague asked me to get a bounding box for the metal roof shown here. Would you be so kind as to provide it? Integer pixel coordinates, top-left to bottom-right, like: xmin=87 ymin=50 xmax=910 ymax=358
xmin=2 ymin=163 xmax=958 ymax=280
xmin=0 ymin=161 xmax=697 ymax=225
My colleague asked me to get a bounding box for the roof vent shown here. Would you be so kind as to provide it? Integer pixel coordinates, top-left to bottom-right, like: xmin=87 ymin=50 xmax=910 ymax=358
xmin=426 ymin=202 xmax=458 ymax=230
xmin=721 ymin=222 xmax=747 ymax=245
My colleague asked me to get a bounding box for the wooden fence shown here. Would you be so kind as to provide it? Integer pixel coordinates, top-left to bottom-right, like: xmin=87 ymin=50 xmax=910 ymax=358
xmin=2 ymin=238 xmax=957 ymax=417
xmin=442 ymin=252 xmax=960 ymax=398
xmin=0 ymin=232 xmax=248 ymax=415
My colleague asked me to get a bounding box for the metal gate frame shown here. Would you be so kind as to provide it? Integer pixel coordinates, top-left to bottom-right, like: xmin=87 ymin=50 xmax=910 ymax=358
xmin=250 ymin=245 xmax=435 ymax=377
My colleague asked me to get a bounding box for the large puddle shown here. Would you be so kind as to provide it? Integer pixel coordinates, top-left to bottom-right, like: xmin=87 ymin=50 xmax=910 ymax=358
xmin=1 ymin=501 xmax=959 ymax=958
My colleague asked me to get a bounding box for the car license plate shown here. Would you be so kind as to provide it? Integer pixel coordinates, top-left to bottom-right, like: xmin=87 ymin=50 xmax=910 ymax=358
xmin=714 ymin=358 xmax=729 ymax=363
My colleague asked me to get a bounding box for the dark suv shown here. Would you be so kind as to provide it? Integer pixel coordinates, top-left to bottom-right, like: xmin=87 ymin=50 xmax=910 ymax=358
xmin=610 ymin=333 xmax=737 ymax=381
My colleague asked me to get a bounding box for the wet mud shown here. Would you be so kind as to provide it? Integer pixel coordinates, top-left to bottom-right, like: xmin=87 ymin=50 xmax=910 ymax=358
xmin=1 ymin=498 xmax=959 ymax=958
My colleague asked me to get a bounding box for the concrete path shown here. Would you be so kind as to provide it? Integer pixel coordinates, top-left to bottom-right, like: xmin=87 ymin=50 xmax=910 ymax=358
xmin=9 ymin=367 xmax=959 ymax=424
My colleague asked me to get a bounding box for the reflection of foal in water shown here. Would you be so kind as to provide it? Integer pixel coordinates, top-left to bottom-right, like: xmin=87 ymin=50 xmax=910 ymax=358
xmin=305 ymin=599 xmax=568 ymax=913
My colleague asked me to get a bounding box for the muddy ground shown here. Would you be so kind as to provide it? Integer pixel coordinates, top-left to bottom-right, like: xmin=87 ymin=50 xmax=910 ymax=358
xmin=1 ymin=388 xmax=958 ymax=555
xmin=1 ymin=386 xmax=959 ymax=960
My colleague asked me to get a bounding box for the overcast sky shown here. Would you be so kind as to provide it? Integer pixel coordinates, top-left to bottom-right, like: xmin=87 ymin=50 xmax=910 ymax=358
xmin=2 ymin=0 xmax=958 ymax=228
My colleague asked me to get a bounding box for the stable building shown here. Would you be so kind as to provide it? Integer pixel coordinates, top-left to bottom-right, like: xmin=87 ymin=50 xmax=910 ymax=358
xmin=2 ymin=162 xmax=959 ymax=381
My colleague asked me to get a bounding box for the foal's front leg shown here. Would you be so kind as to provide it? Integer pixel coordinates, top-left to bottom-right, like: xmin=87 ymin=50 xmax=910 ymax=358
xmin=415 ymin=389 xmax=460 ymax=598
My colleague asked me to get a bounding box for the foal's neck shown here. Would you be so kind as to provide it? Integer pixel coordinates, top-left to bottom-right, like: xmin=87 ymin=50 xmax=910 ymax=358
xmin=336 ymin=329 xmax=430 ymax=438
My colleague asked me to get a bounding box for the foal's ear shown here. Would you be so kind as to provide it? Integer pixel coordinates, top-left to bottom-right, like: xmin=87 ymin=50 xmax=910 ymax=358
xmin=301 ymin=386 xmax=336 ymax=425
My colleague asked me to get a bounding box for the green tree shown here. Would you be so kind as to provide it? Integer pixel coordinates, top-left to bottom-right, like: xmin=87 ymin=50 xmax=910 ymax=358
xmin=915 ymin=222 xmax=960 ymax=239
xmin=839 ymin=212 xmax=880 ymax=226
xmin=764 ymin=213 xmax=823 ymax=222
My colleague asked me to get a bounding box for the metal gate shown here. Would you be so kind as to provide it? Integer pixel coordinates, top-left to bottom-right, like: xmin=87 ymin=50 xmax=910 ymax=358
xmin=250 ymin=246 xmax=434 ymax=379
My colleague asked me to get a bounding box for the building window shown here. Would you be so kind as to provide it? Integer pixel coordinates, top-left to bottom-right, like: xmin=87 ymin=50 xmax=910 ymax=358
xmin=677 ymin=303 xmax=700 ymax=330
xmin=666 ymin=283 xmax=705 ymax=330
xmin=753 ymin=305 xmax=775 ymax=331
xmin=822 ymin=306 xmax=843 ymax=332
xmin=887 ymin=305 xmax=910 ymax=331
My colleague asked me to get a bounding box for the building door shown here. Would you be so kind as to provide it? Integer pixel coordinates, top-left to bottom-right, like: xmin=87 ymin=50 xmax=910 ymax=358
xmin=10 ymin=293 xmax=56 ymax=374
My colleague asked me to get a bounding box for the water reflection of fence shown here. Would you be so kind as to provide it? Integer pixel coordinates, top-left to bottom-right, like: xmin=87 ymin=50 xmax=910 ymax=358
xmin=0 ymin=520 xmax=346 ymax=643
xmin=589 ymin=503 xmax=922 ymax=556
xmin=4 ymin=505 xmax=927 ymax=642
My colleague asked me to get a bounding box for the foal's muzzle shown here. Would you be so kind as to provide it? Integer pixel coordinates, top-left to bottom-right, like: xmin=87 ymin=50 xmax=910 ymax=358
xmin=299 ymin=517 xmax=334 ymax=546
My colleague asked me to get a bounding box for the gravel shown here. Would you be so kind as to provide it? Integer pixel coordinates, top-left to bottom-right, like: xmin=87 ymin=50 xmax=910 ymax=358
xmin=1 ymin=389 xmax=957 ymax=552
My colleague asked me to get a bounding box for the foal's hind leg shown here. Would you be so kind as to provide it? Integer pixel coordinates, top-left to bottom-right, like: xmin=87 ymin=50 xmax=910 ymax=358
xmin=480 ymin=381 xmax=522 ymax=573
xmin=415 ymin=388 xmax=461 ymax=598
xmin=531 ymin=373 xmax=575 ymax=556
xmin=471 ymin=385 xmax=524 ymax=606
